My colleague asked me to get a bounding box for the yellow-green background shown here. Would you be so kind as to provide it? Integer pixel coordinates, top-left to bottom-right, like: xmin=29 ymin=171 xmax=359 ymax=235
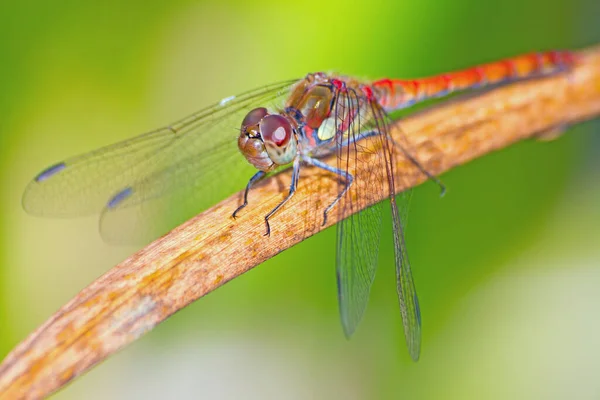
xmin=2 ymin=1 xmax=600 ymax=399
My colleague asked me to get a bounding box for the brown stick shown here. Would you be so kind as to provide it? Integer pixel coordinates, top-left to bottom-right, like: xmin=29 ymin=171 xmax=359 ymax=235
xmin=2 ymin=46 xmax=600 ymax=399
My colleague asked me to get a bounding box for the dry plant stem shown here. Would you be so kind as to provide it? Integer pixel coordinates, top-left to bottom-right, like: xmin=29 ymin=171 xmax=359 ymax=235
xmin=2 ymin=45 xmax=600 ymax=399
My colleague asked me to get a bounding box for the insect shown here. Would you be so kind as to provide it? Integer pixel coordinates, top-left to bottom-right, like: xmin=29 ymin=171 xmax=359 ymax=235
xmin=22 ymin=50 xmax=575 ymax=360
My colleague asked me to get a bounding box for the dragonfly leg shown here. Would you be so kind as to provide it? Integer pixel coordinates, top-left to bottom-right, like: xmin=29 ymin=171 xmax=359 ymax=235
xmin=304 ymin=156 xmax=353 ymax=226
xmin=389 ymin=137 xmax=446 ymax=196
xmin=343 ymin=129 xmax=446 ymax=196
xmin=263 ymin=157 xmax=301 ymax=236
xmin=232 ymin=170 xmax=267 ymax=219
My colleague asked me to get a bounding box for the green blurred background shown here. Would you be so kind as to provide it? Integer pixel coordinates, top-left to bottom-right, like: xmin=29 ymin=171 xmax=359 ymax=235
xmin=2 ymin=1 xmax=600 ymax=399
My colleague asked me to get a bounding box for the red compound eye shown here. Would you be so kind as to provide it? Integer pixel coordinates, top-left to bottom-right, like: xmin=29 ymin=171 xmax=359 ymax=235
xmin=260 ymin=115 xmax=292 ymax=147
xmin=241 ymin=107 xmax=268 ymax=128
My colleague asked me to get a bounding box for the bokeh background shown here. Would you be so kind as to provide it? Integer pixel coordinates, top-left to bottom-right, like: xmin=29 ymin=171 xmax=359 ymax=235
xmin=2 ymin=1 xmax=600 ymax=399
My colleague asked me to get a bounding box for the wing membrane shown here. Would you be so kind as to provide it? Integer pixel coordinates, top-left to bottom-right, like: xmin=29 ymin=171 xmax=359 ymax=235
xmin=333 ymin=85 xmax=423 ymax=359
xmin=372 ymin=103 xmax=422 ymax=361
xmin=334 ymin=87 xmax=384 ymax=337
xmin=22 ymin=80 xmax=297 ymax=218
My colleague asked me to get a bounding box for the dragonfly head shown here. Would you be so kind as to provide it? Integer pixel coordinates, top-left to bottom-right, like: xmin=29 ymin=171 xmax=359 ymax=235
xmin=238 ymin=107 xmax=297 ymax=171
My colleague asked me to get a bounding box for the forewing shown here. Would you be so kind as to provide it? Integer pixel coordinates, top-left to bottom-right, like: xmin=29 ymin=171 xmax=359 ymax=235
xmin=22 ymin=80 xmax=296 ymax=217
xmin=22 ymin=80 xmax=297 ymax=243
xmin=371 ymin=103 xmax=422 ymax=361
xmin=334 ymin=87 xmax=384 ymax=337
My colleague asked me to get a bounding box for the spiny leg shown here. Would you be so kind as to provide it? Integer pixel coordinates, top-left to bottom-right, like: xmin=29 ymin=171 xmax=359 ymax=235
xmin=263 ymin=157 xmax=301 ymax=236
xmin=304 ymin=156 xmax=353 ymax=226
xmin=390 ymin=137 xmax=446 ymax=196
xmin=341 ymin=129 xmax=446 ymax=196
xmin=232 ymin=170 xmax=267 ymax=219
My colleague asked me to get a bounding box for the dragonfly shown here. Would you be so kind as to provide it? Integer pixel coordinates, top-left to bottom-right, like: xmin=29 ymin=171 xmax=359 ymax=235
xmin=22 ymin=50 xmax=575 ymax=361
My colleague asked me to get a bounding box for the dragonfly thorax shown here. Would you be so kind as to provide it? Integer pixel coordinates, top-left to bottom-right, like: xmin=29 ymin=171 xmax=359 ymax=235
xmin=238 ymin=107 xmax=298 ymax=172
xmin=283 ymin=73 xmax=372 ymax=153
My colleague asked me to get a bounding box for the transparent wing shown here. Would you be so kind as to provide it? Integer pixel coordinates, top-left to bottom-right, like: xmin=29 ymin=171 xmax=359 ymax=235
xmin=336 ymin=205 xmax=383 ymax=337
xmin=98 ymin=139 xmax=243 ymax=244
xmin=22 ymin=79 xmax=298 ymax=243
xmin=326 ymin=81 xmax=424 ymax=358
xmin=334 ymin=87 xmax=385 ymax=337
xmin=391 ymin=193 xmax=421 ymax=361
xmin=371 ymin=103 xmax=422 ymax=361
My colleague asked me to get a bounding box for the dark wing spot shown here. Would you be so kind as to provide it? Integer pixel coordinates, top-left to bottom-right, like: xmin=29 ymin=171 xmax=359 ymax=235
xmin=414 ymin=293 xmax=421 ymax=325
xmin=35 ymin=162 xmax=66 ymax=182
xmin=107 ymin=187 xmax=134 ymax=209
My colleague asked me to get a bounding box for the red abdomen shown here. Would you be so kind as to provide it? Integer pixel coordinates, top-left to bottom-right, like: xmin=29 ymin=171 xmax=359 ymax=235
xmin=372 ymin=50 xmax=576 ymax=112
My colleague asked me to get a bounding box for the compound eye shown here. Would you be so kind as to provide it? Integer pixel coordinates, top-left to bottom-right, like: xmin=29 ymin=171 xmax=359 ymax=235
xmin=260 ymin=115 xmax=292 ymax=147
xmin=241 ymin=107 xmax=268 ymax=128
